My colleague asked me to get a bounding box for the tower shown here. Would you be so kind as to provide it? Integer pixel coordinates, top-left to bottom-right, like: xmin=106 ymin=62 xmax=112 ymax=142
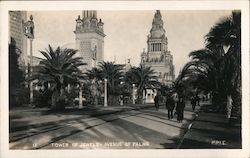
xmin=74 ymin=10 xmax=105 ymax=72
xmin=141 ymin=10 xmax=175 ymax=84
xmin=9 ymin=11 xmax=28 ymax=68
xmin=140 ymin=10 xmax=175 ymax=103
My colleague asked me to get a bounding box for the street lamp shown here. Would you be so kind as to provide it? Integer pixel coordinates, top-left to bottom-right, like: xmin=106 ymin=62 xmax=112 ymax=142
xmin=132 ymin=84 xmax=136 ymax=104
xmin=79 ymin=83 xmax=83 ymax=109
xmin=23 ymin=15 xmax=34 ymax=104
xmin=120 ymin=81 xmax=124 ymax=106
xmin=104 ymin=78 xmax=108 ymax=107
xmin=142 ymin=89 xmax=146 ymax=105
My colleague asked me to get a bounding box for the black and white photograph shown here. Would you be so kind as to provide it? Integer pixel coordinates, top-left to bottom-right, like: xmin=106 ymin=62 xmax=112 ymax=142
xmin=0 ymin=1 xmax=249 ymax=158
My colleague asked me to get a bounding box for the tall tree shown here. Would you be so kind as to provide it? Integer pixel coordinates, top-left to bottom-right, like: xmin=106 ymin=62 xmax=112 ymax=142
xmin=125 ymin=64 xmax=159 ymax=103
xmin=85 ymin=67 xmax=103 ymax=105
xmin=29 ymin=45 xmax=86 ymax=109
xmin=98 ymin=61 xmax=124 ymax=106
xmin=205 ymin=11 xmax=241 ymax=117
xmin=176 ymin=11 xmax=241 ymax=118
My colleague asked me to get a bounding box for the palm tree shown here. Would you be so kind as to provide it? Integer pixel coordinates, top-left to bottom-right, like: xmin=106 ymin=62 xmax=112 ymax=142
xmin=85 ymin=67 xmax=103 ymax=105
xmin=125 ymin=64 xmax=159 ymax=104
xmin=205 ymin=11 xmax=241 ymax=118
xmin=85 ymin=67 xmax=102 ymax=81
xmin=98 ymin=61 xmax=124 ymax=106
xmin=176 ymin=11 xmax=241 ymax=118
xmin=29 ymin=45 xmax=86 ymax=109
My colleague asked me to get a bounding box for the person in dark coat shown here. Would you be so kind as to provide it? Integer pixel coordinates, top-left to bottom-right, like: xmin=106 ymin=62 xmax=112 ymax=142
xmin=166 ymin=95 xmax=175 ymax=119
xmin=195 ymin=95 xmax=200 ymax=106
xmin=176 ymin=96 xmax=185 ymax=123
xmin=154 ymin=93 xmax=160 ymax=110
xmin=191 ymin=96 xmax=196 ymax=111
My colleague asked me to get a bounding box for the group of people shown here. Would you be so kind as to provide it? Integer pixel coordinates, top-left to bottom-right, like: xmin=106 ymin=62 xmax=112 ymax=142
xmin=154 ymin=93 xmax=186 ymax=123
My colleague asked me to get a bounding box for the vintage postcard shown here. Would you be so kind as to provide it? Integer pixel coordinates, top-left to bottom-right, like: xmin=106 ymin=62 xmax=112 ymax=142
xmin=0 ymin=1 xmax=249 ymax=158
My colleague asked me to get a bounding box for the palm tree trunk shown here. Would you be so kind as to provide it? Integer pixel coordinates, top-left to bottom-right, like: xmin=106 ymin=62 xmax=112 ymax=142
xmin=108 ymin=95 xmax=118 ymax=106
xmin=94 ymin=95 xmax=98 ymax=106
xmin=51 ymin=90 xmax=59 ymax=109
xmin=226 ymin=95 xmax=232 ymax=118
xmin=230 ymin=84 xmax=241 ymax=120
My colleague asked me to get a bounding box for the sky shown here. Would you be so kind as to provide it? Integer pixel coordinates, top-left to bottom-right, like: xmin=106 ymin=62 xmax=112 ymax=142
xmin=27 ymin=10 xmax=232 ymax=76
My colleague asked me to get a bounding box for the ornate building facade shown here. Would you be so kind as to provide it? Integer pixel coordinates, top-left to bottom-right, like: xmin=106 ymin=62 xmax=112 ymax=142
xmin=74 ymin=10 xmax=105 ymax=72
xmin=140 ymin=10 xmax=175 ymax=102
xmin=141 ymin=10 xmax=175 ymax=84
xmin=9 ymin=11 xmax=28 ymax=68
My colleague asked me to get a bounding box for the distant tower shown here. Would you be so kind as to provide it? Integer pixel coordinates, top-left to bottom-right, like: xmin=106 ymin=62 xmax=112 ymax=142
xmin=141 ymin=10 xmax=175 ymax=84
xmin=74 ymin=10 xmax=105 ymax=72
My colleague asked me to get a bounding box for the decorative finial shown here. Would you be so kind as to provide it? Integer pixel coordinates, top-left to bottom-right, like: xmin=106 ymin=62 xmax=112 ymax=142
xmin=30 ymin=15 xmax=33 ymax=21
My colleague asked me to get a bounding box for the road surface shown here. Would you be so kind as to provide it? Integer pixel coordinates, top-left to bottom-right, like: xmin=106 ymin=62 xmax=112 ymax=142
xmin=10 ymin=105 xmax=197 ymax=149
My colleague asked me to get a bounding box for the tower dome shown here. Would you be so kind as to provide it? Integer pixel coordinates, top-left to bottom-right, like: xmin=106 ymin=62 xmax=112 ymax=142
xmin=150 ymin=10 xmax=166 ymax=38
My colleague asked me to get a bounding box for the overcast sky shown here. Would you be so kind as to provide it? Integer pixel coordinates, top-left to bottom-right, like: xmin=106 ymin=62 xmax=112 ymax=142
xmin=28 ymin=10 xmax=232 ymax=76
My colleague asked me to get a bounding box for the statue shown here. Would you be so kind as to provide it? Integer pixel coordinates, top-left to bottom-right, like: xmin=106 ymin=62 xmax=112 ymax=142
xmin=22 ymin=15 xmax=34 ymax=39
xmin=92 ymin=46 xmax=97 ymax=60
xmin=76 ymin=15 xmax=83 ymax=31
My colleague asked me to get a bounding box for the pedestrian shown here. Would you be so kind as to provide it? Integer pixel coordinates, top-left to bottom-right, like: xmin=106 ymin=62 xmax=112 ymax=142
xmin=166 ymin=94 xmax=175 ymax=119
xmin=176 ymin=96 xmax=185 ymax=123
xmin=191 ymin=96 xmax=196 ymax=111
xmin=195 ymin=95 xmax=200 ymax=106
xmin=154 ymin=93 xmax=160 ymax=110
xmin=119 ymin=95 xmax=124 ymax=105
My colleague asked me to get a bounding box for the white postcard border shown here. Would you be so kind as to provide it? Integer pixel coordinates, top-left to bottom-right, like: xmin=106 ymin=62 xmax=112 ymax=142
xmin=0 ymin=1 xmax=249 ymax=158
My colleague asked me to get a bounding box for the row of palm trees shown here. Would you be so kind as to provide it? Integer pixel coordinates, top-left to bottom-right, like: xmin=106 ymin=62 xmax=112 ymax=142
xmin=173 ymin=11 xmax=241 ymax=119
xmin=29 ymin=11 xmax=241 ymax=119
xmin=29 ymin=46 xmax=159 ymax=109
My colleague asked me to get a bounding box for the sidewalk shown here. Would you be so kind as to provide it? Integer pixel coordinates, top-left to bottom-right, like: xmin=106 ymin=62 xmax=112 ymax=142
xmin=179 ymin=103 xmax=241 ymax=149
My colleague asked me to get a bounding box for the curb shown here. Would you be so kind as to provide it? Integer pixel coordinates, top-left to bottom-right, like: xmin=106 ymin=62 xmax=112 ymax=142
xmin=177 ymin=113 xmax=198 ymax=149
xmin=177 ymin=107 xmax=200 ymax=149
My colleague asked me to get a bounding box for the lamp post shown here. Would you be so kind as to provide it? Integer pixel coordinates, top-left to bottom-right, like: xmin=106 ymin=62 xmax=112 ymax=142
xmin=142 ymin=89 xmax=146 ymax=104
xmin=132 ymin=84 xmax=135 ymax=104
xmin=79 ymin=83 xmax=83 ymax=109
xmin=104 ymin=79 xmax=108 ymax=107
xmin=120 ymin=81 xmax=124 ymax=106
xmin=23 ymin=15 xmax=34 ymax=104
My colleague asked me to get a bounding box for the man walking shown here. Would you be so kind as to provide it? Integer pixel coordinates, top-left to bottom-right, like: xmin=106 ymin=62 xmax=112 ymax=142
xmin=166 ymin=94 xmax=175 ymax=119
xmin=154 ymin=93 xmax=160 ymax=110
xmin=176 ymin=96 xmax=185 ymax=123
xmin=195 ymin=95 xmax=200 ymax=106
xmin=191 ymin=96 xmax=196 ymax=111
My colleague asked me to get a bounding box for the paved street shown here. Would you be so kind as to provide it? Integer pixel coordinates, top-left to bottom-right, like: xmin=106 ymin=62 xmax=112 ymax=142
xmin=9 ymin=104 xmax=197 ymax=149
